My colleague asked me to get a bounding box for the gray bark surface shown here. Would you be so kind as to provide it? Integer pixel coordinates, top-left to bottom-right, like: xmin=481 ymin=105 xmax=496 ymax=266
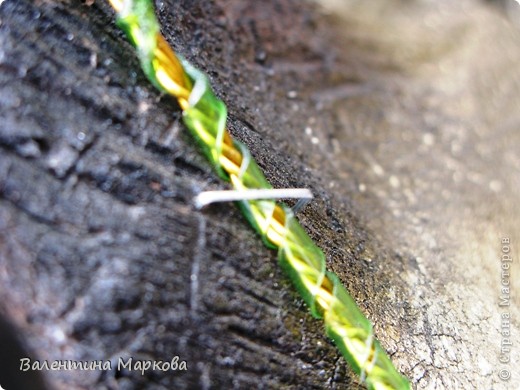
xmin=0 ymin=0 xmax=518 ymax=389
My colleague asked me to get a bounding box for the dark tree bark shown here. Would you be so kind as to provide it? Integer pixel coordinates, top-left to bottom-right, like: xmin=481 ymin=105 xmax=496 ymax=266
xmin=1 ymin=0 xmax=519 ymax=389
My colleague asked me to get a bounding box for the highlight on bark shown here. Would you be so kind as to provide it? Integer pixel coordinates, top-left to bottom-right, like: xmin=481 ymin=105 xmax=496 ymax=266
xmin=107 ymin=1 xmax=411 ymax=388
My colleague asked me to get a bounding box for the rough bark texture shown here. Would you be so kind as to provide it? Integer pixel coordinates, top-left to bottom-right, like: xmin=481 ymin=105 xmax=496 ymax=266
xmin=0 ymin=0 xmax=519 ymax=389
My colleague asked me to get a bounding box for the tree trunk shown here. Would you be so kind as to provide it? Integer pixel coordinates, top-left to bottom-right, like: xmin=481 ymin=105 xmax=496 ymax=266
xmin=1 ymin=0 xmax=518 ymax=389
